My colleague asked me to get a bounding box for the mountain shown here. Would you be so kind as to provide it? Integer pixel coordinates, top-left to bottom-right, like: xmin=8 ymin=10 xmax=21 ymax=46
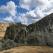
xmin=27 ymin=13 xmax=53 ymax=46
xmin=3 ymin=13 xmax=53 ymax=46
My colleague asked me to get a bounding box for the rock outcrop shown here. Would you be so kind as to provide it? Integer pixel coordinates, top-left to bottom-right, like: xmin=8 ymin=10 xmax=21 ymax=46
xmin=0 ymin=23 xmax=9 ymax=40
xmin=4 ymin=13 xmax=53 ymax=46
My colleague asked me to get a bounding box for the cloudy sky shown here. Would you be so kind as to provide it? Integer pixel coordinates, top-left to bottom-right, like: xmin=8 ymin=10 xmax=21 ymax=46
xmin=0 ymin=0 xmax=53 ymax=25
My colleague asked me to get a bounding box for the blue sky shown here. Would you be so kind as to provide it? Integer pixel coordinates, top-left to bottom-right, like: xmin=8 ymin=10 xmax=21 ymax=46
xmin=0 ymin=0 xmax=19 ymax=6
xmin=0 ymin=0 xmax=28 ymax=14
xmin=0 ymin=0 xmax=53 ymax=25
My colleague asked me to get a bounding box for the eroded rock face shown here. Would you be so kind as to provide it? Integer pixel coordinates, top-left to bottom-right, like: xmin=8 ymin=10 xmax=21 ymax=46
xmin=4 ymin=13 xmax=53 ymax=46
xmin=4 ymin=23 xmax=27 ymax=44
xmin=0 ymin=23 xmax=9 ymax=40
xmin=27 ymin=13 xmax=53 ymax=46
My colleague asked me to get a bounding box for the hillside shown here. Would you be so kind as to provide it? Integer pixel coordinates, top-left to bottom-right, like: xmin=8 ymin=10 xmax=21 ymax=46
xmin=27 ymin=13 xmax=53 ymax=46
xmin=3 ymin=13 xmax=53 ymax=46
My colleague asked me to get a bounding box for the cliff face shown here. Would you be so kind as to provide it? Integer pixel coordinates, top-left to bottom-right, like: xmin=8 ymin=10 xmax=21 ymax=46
xmin=0 ymin=23 xmax=9 ymax=40
xmin=27 ymin=13 xmax=53 ymax=46
xmin=4 ymin=13 xmax=53 ymax=46
xmin=4 ymin=23 xmax=27 ymax=44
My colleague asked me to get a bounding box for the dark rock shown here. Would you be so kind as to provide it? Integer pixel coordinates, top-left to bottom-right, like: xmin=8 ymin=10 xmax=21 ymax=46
xmin=4 ymin=13 xmax=53 ymax=46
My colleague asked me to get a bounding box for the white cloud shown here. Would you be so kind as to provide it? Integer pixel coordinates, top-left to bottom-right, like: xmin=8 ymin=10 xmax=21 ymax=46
xmin=19 ymin=0 xmax=53 ymax=16
xmin=19 ymin=11 xmax=39 ymax=25
xmin=19 ymin=0 xmax=48 ymax=10
xmin=0 ymin=1 xmax=17 ymax=23
xmin=19 ymin=0 xmax=53 ymax=25
xmin=4 ymin=16 xmax=14 ymax=23
xmin=19 ymin=0 xmax=31 ymax=10
xmin=0 ymin=0 xmax=53 ymax=25
xmin=18 ymin=14 xmax=28 ymax=25
xmin=0 ymin=1 xmax=17 ymax=16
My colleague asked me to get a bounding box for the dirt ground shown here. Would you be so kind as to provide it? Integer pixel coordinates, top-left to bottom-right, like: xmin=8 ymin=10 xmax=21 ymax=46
xmin=0 ymin=46 xmax=53 ymax=53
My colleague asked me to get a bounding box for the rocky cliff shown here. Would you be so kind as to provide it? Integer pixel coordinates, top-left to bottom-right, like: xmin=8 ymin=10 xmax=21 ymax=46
xmin=0 ymin=23 xmax=9 ymax=40
xmin=27 ymin=13 xmax=53 ymax=46
xmin=4 ymin=13 xmax=53 ymax=46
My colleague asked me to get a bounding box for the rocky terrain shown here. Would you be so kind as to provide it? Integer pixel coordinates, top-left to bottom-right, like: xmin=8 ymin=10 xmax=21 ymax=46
xmin=0 ymin=13 xmax=53 ymax=52
xmin=27 ymin=13 xmax=53 ymax=46
xmin=3 ymin=13 xmax=53 ymax=46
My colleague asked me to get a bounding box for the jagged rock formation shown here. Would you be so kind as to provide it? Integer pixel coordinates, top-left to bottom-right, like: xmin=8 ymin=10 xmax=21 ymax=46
xmin=4 ymin=23 xmax=27 ymax=44
xmin=4 ymin=13 xmax=53 ymax=46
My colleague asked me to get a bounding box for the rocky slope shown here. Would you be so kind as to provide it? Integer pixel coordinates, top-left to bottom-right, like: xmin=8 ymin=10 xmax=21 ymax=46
xmin=27 ymin=13 xmax=53 ymax=46
xmin=2 ymin=13 xmax=53 ymax=46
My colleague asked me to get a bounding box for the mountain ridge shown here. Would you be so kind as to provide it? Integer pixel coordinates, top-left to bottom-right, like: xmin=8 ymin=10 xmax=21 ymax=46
xmin=3 ymin=13 xmax=53 ymax=46
xmin=0 ymin=13 xmax=53 ymax=46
